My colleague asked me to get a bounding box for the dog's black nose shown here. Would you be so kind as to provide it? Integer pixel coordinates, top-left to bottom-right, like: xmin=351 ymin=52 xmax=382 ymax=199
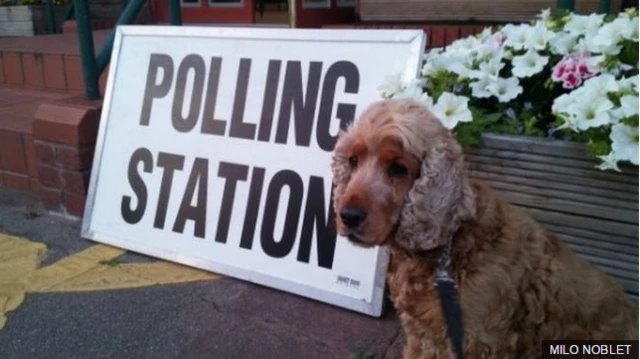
xmin=341 ymin=206 xmax=367 ymax=229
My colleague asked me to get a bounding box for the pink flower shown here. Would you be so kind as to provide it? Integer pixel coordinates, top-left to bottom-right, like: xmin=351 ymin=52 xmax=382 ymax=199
xmin=563 ymin=71 xmax=582 ymax=89
xmin=577 ymin=61 xmax=595 ymax=79
xmin=551 ymin=54 xmax=599 ymax=89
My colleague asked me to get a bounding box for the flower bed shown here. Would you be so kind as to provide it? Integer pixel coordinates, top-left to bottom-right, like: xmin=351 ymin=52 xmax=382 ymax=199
xmin=379 ymin=8 xmax=639 ymax=299
xmin=380 ymin=7 xmax=639 ymax=172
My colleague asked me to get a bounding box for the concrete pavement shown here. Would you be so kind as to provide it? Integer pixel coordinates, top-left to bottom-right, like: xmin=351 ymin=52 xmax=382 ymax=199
xmin=0 ymin=186 xmax=404 ymax=359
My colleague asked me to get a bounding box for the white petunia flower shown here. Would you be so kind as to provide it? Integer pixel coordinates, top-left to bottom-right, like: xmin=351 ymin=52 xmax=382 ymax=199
xmin=469 ymin=57 xmax=505 ymax=79
xmin=618 ymin=95 xmax=639 ymax=118
xmin=431 ymin=92 xmax=473 ymax=129
xmin=537 ymin=8 xmax=552 ymax=23
xmin=393 ymin=82 xmax=434 ymax=108
xmin=618 ymin=75 xmax=639 ymax=94
xmin=502 ymin=49 xmax=514 ymax=61
xmin=582 ymin=74 xmax=619 ymax=98
xmin=596 ymin=151 xmax=621 ymax=172
xmin=477 ymin=37 xmax=506 ymax=60
xmin=585 ymin=55 xmax=605 ymax=74
xmin=610 ymin=15 xmax=634 ymax=40
xmin=571 ymin=93 xmax=615 ymax=130
xmin=478 ymin=27 xmax=494 ymax=41
xmin=572 ymin=94 xmax=614 ymax=131
xmin=563 ymin=13 xmax=605 ymax=37
xmin=626 ymin=16 xmax=639 ymax=41
xmin=511 ymin=49 xmax=549 ymax=78
xmin=584 ymin=36 xmax=619 ymax=56
xmin=449 ymin=61 xmax=473 ymax=79
xmin=524 ymin=21 xmax=554 ymax=50
xmin=549 ymin=32 xmax=579 ymax=55
xmin=487 ymin=77 xmax=523 ymax=103
xmin=470 ymin=76 xmax=495 ymax=98
xmin=574 ymin=37 xmax=594 ymax=55
xmin=556 ymin=113 xmax=581 ymax=132
xmin=588 ymin=16 xmax=632 ymax=55
xmin=552 ymin=93 xmax=574 ymax=115
xmin=610 ymin=123 xmax=639 ymax=165
xmin=447 ymin=37 xmax=483 ymax=63
xmin=555 ymin=91 xmax=615 ymax=131
xmin=378 ymin=73 xmax=404 ymax=98
xmin=503 ymin=24 xmax=531 ymax=50
xmin=422 ymin=53 xmax=451 ymax=77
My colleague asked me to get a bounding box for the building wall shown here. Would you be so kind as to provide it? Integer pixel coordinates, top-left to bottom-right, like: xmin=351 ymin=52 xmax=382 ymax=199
xmin=150 ymin=0 xmax=255 ymax=24
xmin=294 ymin=0 xmax=355 ymax=28
xmin=147 ymin=0 xmax=354 ymax=27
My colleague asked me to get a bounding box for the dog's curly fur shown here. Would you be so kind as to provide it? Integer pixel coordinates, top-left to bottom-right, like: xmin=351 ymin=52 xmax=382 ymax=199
xmin=331 ymin=98 xmax=638 ymax=359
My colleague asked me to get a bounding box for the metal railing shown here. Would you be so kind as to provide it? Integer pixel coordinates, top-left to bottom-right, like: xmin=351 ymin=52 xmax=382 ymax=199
xmin=72 ymin=0 xmax=182 ymax=100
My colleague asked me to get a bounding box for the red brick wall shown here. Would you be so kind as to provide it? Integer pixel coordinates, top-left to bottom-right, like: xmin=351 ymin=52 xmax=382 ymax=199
xmin=31 ymin=98 xmax=102 ymax=218
xmin=0 ymin=51 xmax=110 ymax=95
xmin=0 ymin=132 xmax=39 ymax=193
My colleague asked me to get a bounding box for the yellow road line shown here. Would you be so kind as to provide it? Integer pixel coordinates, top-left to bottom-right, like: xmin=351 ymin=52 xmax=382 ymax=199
xmin=0 ymin=233 xmax=222 ymax=331
xmin=45 ymin=261 xmax=220 ymax=292
xmin=25 ymin=244 xmax=126 ymax=292
xmin=0 ymin=234 xmax=44 ymax=330
xmin=0 ymin=236 xmax=46 ymax=285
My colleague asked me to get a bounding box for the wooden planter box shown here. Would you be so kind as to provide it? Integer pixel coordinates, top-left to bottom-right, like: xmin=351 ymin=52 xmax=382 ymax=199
xmin=0 ymin=4 xmax=69 ymax=37
xmin=357 ymin=0 xmax=622 ymax=23
xmin=464 ymin=134 xmax=638 ymax=302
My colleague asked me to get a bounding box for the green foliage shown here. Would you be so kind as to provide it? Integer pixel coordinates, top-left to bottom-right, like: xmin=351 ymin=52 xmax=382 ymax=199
xmin=620 ymin=40 xmax=639 ymax=68
xmin=621 ymin=115 xmax=640 ymax=128
xmin=587 ymin=137 xmax=613 ymax=159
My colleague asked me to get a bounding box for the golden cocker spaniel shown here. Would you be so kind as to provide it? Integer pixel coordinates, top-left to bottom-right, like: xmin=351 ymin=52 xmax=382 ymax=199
xmin=330 ymin=98 xmax=638 ymax=359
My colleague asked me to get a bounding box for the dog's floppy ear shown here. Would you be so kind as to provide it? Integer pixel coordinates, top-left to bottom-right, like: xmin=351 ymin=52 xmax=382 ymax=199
xmin=394 ymin=132 xmax=476 ymax=252
xmin=330 ymin=129 xmax=352 ymax=214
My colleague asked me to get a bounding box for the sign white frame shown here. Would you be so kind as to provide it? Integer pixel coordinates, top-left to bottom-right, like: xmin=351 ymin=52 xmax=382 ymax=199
xmin=82 ymin=25 xmax=425 ymax=317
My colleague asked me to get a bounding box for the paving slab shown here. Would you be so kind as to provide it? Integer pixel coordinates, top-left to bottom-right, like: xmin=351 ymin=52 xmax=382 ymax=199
xmin=0 ymin=186 xmax=403 ymax=359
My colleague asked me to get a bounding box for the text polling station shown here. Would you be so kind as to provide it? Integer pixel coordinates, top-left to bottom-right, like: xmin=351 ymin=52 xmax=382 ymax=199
xmin=82 ymin=26 xmax=425 ymax=316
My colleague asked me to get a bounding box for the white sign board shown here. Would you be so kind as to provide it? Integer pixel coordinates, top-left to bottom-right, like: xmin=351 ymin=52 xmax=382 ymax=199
xmin=82 ymin=25 xmax=425 ymax=317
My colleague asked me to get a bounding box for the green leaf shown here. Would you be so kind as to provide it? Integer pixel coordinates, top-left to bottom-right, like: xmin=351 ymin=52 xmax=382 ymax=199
xmin=587 ymin=138 xmax=612 ymax=159
xmin=621 ymin=115 xmax=640 ymax=128
xmin=453 ymin=121 xmax=484 ymax=148
xmin=522 ymin=116 xmax=546 ymax=137
xmin=620 ymin=41 xmax=640 ymax=67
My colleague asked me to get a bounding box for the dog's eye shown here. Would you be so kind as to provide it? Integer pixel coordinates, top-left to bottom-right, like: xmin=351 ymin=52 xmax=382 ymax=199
xmin=348 ymin=155 xmax=358 ymax=169
xmin=388 ymin=162 xmax=408 ymax=177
